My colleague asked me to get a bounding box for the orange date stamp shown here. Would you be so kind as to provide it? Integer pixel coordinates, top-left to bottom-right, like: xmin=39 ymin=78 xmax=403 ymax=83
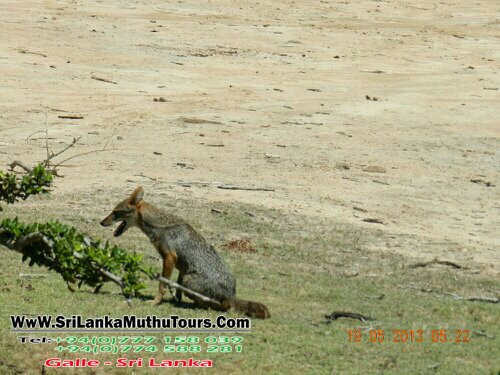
xmin=347 ymin=329 xmax=470 ymax=343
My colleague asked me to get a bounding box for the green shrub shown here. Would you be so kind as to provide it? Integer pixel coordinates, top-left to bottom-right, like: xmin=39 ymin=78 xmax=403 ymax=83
xmin=0 ymin=164 xmax=53 ymax=205
xmin=0 ymin=218 xmax=156 ymax=299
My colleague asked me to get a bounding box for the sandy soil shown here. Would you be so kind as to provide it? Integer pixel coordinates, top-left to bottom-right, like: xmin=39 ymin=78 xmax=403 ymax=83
xmin=1 ymin=1 xmax=498 ymax=271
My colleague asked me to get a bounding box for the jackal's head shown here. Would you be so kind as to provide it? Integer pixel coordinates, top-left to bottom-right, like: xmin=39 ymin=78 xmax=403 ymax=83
xmin=100 ymin=186 xmax=144 ymax=237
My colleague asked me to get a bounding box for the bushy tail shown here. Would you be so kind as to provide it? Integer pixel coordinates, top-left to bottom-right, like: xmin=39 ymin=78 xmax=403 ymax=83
xmin=225 ymin=298 xmax=271 ymax=319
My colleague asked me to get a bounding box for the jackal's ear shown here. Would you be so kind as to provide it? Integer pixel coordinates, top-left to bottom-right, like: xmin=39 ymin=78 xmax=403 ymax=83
xmin=129 ymin=186 xmax=144 ymax=205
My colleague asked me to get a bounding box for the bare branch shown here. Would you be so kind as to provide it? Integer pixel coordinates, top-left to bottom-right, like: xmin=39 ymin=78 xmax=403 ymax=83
xmin=25 ymin=130 xmax=46 ymax=141
xmin=157 ymin=275 xmax=221 ymax=306
xmin=44 ymin=137 xmax=82 ymax=164
xmin=52 ymin=148 xmax=112 ymax=169
xmin=72 ymin=251 xmax=132 ymax=306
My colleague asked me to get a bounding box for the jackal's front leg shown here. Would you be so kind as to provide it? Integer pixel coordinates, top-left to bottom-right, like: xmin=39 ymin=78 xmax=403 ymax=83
xmin=152 ymin=250 xmax=177 ymax=305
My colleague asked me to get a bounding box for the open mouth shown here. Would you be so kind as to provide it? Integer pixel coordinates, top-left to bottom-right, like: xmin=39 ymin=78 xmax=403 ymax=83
xmin=114 ymin=221 xmax=127 ymax=237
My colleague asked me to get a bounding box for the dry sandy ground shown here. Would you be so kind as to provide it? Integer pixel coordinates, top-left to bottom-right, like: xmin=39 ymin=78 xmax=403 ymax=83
xmin=0 ymin=1 xmax=498 ymax=272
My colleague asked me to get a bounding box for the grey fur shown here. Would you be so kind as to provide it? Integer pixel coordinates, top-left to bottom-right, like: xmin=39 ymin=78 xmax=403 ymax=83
xmin=137 ymin=203 xmax=236 ymax=302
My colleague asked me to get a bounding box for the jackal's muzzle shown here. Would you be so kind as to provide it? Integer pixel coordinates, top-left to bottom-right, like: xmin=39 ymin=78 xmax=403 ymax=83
xmin=100 ymin=214 xmax=128 ymax=237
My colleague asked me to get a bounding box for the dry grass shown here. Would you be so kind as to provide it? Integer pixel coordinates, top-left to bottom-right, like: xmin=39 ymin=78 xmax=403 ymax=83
xmin=0 ymin=191 xmax=498 ymax=374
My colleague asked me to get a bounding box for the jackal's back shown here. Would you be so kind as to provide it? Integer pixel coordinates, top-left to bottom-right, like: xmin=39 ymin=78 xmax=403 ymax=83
xmin=137 ymin=203 xmax=236 ymax=300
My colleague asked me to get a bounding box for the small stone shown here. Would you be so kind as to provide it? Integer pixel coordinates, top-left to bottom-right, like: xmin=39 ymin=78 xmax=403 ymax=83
xmin=335 ymin=162 xmax=350 ymax=170
xmin=344 ymin=270 xmax=359 ymax=278
xmin=265 ymin=153 xmax=281 ymax=163
xmin=362 ymin=165 xmax=386 ymax=173
xmin=265 ymin=153 xmax=280 ymax=159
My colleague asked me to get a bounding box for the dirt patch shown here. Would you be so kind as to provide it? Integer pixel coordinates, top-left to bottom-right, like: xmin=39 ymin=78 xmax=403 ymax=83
xmin=0 ymin=0 xmax=498 ymax=274
xmin=221 ymin=238 xmax=256 ymax=253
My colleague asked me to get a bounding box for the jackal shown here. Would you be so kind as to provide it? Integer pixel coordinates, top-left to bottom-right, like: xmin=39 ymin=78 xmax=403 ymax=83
xmin=101 ymin=187 xmax=270 ymax=319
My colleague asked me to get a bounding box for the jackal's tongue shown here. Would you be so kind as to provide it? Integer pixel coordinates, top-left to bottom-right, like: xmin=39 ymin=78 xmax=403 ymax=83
xmin=114 ymin=221 xmax=126 ymax=237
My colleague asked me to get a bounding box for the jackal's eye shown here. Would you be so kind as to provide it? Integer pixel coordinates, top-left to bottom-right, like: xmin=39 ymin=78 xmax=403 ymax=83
xmin=114 ymin=208 xmax=132 ymax=215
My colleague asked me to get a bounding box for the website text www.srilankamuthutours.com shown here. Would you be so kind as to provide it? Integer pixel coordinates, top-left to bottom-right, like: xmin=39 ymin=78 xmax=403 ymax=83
xmin=10 ymin=315 xmax=251 ymax=331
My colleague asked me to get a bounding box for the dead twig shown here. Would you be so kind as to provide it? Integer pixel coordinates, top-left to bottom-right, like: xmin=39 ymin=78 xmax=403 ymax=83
xmin=176 ymin=180 xmax=222 ymax=187
xmin=362 ymin=218 xmax=384 ymax=224
xmin=217 ymin=184 xmax=275 ymax=192
xmin=470 ymin=178 xmax=493 ymax=187
xmin=397 ymin=284 xmax=498 ymax=304
xmin=372 ymin=179 xmax=390 ymax=185
xmin=447 ymin=294 xmax=498 ymax=304
xmin=473 ymin=330 xmax=495 ymax=339
xmin=91 ymin=75 xmax=117 ymax=84
xmin=18 ymin=273 xmax=49 ymax=278
xmin=179 ymin=117 xmax=222 ymax=125
xmin=18 ymin=48 xmax=47 ymax=58
xmin=58 ymin=115 xmax=84 ymax=120
xmin=409 ymin=258 xmax=466 ymax=270
xmin=204 ymin=143 xmax=225 ymax=147
xmin=135 ymin=173 xmax=157 ymax=181
xmin=324 ymin=311 xmax=373 ymax=323
xmin=407 ymin=4 xmax=437 ymax=11
xmin=168 ymin=180 xmax=274 ymax=192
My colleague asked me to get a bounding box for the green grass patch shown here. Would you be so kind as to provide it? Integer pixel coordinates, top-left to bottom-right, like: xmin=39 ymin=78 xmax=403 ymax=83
xmin=0 ymin=192 xmax=498 ymax=374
